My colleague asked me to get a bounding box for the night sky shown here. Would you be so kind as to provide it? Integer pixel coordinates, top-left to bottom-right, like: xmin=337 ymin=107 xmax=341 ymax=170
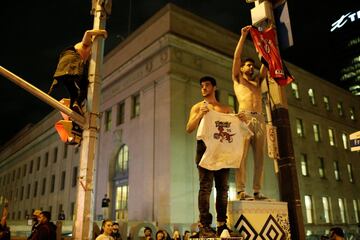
xmin=0 ymin=0 xmax=359 ymax=146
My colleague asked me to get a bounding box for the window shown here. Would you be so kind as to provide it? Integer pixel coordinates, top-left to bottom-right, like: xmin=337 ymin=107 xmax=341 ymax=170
xmin=53 ymin=147 xmax=58 ymax=163
xmin=41 ymin=178 xmax=46 ymax=195
xmin=50 ymin=175 xmax=55 ymax=193
xmin=105 ymin=109 xmax=112 ymax=131
xmin=291 ymin=82 xmax=300 ymax=99
xmin=20 ymin=186 xmax=24 ymax=201
xmin=334 ymin=161 xmax=340 ymax=181
xmin=338 ymin=198 xmax=347 ymax=223
xmin=349 ymin=107 xmax=356 ymax=121
xmin=353 ymin=200 xmax=360 ymax=223
xmin=117 ymin=102 xmax=125 ymax=125
xmin=131 ymin=94 xmax=140 ymax=118
xmin=26 ymin=184 xmax=31 ymax=199
xmin=323 ymin=96 xmax=330 ymax=111
xmin=296 ymin=118 xmax=305 ymax=137
xmin=60 ymin=171 xmax=66 ymax=190
xmin=319 ymin=157 xmax=325 ymax=178
xmin=23 ymin=164 xmax=27 ymax=177
xmin=117 ymin=145 xmax=129 ymax=173
xmin=313 ymin=124 xmax=321 ymax=142
xmin=44 ymin=152 xmax=49 ymax=167
xmin=228 ymin=94 xmax=239 ymax=112
xmin=308 ymin=88 xmax=316 ymax=105
xmin=70 ymin=202 xmax=75 ymax=220
xmin=337 ymin=102 xmax=344 ymax=117
xmin=322 ymin=197 xmax=331 ymax=223
xmin=36 ymin=157 xmax=41 ymax=171
xmin=29 ymin=160 xmax=33 ymax=174
xmin=17 ymin=168 xmax=21 ymax=179
xmin=347 ymin=164 xmax=354 ymax=183
xmin=63 ymin=144 xmax=68 ymax=159
xmin=72 ymin=167 xmax=78 ymax=187
xmin=115 ymin=185 xmax=128 ymax=221
xmin=305 ymin=195 xmax=313 ymax=223
xmin=328 ymin=128 xmax=336 ymax=146
xmin=33 ymin=181 xmax=38 ymax=198
xmin=342 ymin=133 xmax=349 ymax=149
xmin=300 ymin=153 xmax=309 ymax=176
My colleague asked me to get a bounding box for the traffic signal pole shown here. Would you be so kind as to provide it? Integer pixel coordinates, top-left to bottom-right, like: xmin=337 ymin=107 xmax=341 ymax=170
xmin=247 ymin=0 xmax=305 ymax=239
xmin=0 ymin=66 xmax=85 ymax=126
xmin=72 ymin=1 xmax=110 ymax=239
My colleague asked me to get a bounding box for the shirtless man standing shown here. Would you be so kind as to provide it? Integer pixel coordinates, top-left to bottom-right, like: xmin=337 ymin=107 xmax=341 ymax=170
xmin=232 ymin=25 xmax=268 ymax=200
xmin=186 ymin=76 xmax=233 ymax=237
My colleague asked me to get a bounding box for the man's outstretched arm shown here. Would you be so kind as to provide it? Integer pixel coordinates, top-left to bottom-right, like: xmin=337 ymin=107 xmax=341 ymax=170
xmin=232 ymin=25 xmax=251 ymax=83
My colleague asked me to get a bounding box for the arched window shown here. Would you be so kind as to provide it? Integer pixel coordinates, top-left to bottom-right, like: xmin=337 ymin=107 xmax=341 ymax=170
xmin=117 ymin=145 xmax=129 ymax=173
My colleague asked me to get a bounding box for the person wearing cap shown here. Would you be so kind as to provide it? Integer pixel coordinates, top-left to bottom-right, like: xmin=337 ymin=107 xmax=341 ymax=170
xmin=329 ymin=227 xmax=345 ymax=240
xmin=28 ymin=211 xmax=56 ymax=240
xmin=27 ymin=210 xmax=41 ymax=240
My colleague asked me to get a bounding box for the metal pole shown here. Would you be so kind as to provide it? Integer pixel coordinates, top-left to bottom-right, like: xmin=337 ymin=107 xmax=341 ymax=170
xmin=248 ymin=1 xmax=305 ymax=239
xmin=0 ymin=66 xmax=85 ymax=126
xmin=71 ymin=1 xmax=108 ymax=239
xmin=261 ymin=1 xmax=306 ymax=239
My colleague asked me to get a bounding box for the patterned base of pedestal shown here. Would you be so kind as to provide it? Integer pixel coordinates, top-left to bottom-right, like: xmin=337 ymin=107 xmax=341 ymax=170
xmin=189 ymin=238 xmax=243 ymax=240
xmin=227 ymin=201 xmax=290 ymax=240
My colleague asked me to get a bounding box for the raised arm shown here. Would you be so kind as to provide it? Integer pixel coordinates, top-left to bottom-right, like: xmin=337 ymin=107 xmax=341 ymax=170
xmin=232 ymin=25 xmax=251 ymax=83
xmin=186 ymin=102 xmax=208 ymax=133
xmin=75 ymin=29 xmax=107 ymax=60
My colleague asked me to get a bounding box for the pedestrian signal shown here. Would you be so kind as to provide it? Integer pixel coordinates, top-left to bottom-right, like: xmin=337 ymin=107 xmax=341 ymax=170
xmin=55 ymin=120 xmax=82 ymax=145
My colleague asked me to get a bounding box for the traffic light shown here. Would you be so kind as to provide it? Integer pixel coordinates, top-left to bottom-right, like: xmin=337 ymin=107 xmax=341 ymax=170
xmin=55 ymin=120 xmax=82 ymax=145
xmin=54 ymin=98 xmax=82 ymax=145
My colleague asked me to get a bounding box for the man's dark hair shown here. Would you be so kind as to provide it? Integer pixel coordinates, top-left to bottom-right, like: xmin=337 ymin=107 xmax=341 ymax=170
xmin=199 ymin=76 xmax=216 ymax=86
xmin=329 ymin=227 xmax=345 ymax=237
xmin=240 ymin=58 xmax=255 ymax=67
xmin=144 ymin=226 xmax=152 ymax=233
xmin=113 ymin=222 xmax=119 ymax=227
xmin=41 ymin=211 xmax=51 ymax=221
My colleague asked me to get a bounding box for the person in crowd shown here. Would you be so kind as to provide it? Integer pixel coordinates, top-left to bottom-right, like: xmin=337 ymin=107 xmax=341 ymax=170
xmin=27 ymin=209 xmax=41 ymax=240
xmin=101 ymin=194 xmax=111 ymax=220
xmin=28 ymin=211 xmax=56 ymax=240
xmin=183 ymin=231 xmax=190 ymax=240
xmin=155 ymin=230 xmax=166 ymax=240
xmin=0 ymin=202 xmax=10 ymax=240
xmin=111 ymin=222 xmax=122 ymax=240
xmin=172 ymin=230 xmax=181 ymax=240
xmin=144 ymin=227 xmax=153 ymax=240
xmin=95 ymin=219 xmax=114 ymax=240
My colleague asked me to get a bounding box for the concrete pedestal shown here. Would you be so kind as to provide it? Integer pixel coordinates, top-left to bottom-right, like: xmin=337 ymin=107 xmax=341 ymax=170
xmin=228 ymin=201 xmax=290 ymax=240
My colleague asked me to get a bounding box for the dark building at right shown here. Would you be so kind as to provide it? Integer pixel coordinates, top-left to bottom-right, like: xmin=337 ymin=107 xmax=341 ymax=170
xmin=330 ymin=8 xmax=360 ymax=95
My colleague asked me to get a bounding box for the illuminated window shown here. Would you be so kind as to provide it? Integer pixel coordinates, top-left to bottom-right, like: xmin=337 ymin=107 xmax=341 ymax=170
xmin=323 ymin=96 xmax=330 ymax=111
xmin=305 ymin=195 xmax=313 ymax=223
xmin=131 ymin=94 xmax=140 ymax=118
xmin=115 ymin=185 xmax=128 ymax=221
xmin=328 ymin=128 xmax=336 ymax=146
xmin=322 ymin=197 xmax=331 ymax=223
xmin=337 ymin=102 xmax=344 ymax=116
xmin=300 ymin=153 xmax=309 ymax=176
xmin=117 ymin=102 xmax=125 ymax=125
xmin=319 ymin=157 xmax=325 ymax=178
xmin=105 ymin=109 xmax=112 ymax=131
xmin=117 ymin=145 xmax=129 ymax=173
xmin=347 ymin=164 xmax=354 ymax=183
xmin=291 ymin=82 xmax=300 ymax=99
xmin=333 ymin=161 xmax=340 ymax=181
xmin=228 ymin=94 xmax=239 ymax=112
xmin=308 ymin=88 xmax=316 ymax=105
xmin=349 ymin=107 xmax=356 ymax=120
xmin=342 ymin=133 xmax=349 ymax=149
xmin=353 ymin=200 xmax=360 ymax=223
xmin=338 ymin=198 xmax=347 ymax=223
xmin=313 ymin=124 xmax=321 ymax=142
xmin=296 ymin=118 xmax=305 ymax=137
